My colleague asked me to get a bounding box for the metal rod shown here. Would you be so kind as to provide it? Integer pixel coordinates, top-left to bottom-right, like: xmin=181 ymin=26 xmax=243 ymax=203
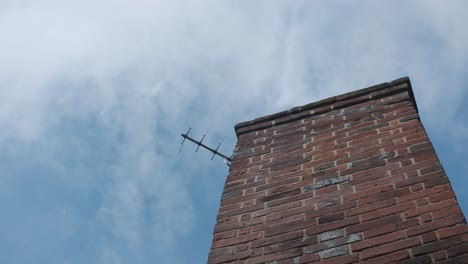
xmin=195 ymin=134 xmax=206 ymax=152
xmin=211 ymin=142 xmax=222 ymax=160
xmin=178 ymin=128 xmax=192 ymax=153
xmin=181 ymin=133 xmax=232 ymax=162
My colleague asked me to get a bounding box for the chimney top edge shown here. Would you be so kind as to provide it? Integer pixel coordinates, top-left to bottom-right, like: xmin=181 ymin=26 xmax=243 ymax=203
xmin=234 ymin=77 xmax=417 ymax=137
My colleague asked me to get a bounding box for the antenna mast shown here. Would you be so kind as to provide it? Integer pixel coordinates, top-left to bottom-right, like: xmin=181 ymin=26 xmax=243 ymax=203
xmin=179 ymin=128 xmax=232 ymax=166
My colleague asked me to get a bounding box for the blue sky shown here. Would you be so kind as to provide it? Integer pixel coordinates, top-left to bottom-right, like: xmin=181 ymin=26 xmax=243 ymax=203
xmin=0 ymin=1 xmax=467 ymax=263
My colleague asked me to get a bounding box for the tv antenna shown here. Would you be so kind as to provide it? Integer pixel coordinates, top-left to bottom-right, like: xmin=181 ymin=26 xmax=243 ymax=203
xmin=179 ymin=128 xmax=232 ymax=166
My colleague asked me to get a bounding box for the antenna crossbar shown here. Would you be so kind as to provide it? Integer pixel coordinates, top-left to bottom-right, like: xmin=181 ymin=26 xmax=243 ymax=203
xmin=181 ymin=132 xmax=232 ymax=163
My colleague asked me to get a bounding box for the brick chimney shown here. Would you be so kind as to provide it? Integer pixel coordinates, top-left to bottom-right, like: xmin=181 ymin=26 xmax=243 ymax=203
xmin=207 ymin=77 xmax=468 ymax=263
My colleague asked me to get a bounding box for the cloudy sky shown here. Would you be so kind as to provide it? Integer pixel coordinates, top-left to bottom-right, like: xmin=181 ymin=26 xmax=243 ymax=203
xmin=1 ymin=1 xmax=467 ymax=263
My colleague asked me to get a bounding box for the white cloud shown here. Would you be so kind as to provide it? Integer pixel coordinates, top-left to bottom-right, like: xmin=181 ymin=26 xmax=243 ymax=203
xmin=1 ymin=0 xmax=467 ymax=263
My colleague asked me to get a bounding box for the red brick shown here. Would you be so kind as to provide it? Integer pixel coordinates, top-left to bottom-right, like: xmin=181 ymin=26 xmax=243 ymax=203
xmin=219 ymin=203 xmax=242 ymax=213
xmin=433 ymin=250 xmax=447 ymax=261
xmin=211 ymin=231 xmax=262 ymax=249
xmin=363 ymin=218 xmax=419 ymax=239
xmin=245 ymin=248 xmax=302 ymax=264
xmin=214 ymin=217 xmax=263 ymax=233
xmin=318 ymin=253 xmax=359 ymax=264
xmin=412 ymin=236 xmax=466 ymax=256
xmin=213 ymin=230 xmax=236 ymax=241
xmin=352 ymin=231 xmax=406 ymax=251
xmin=264 ymin=205 xmax=308 ymax=222
xmin=360 ymin=250 xmax=410 ymax=263
xmin=407 ymin=214 xmax=466 ymax=237
xmin=343 ymin=184 xmax=393 ymax=203
xmin=252 ymin=200 xmax=302 ymax=218
xmin=251 ymin=230 xmax=303 ymax=248
xmin=355 ymin=174 xmax=405 ymax=191
xmin=428 ymin=190 xmax=455 ymax=203
xmin=360 ymin=202 xmax=415 ymax=222
xmin=220 ymin=190 xmax=265 ymax=206
xmin=447 ymin=243 xmax=468 ymax=258
xmin=360 ymin=236 xmax=420 ymax=260
xmin=264 ymin=219 xmax=316 ymax=237
xmin=357 ymin=188 xmax=410 ymax=205
xmin=306 ymin=216 xmax=360 ymax=236
xmin=432 ymin=205 xmax=462 ymax=220
xmin=347 ymin=198 xmax=397 ymax=217
xmin=263 ymin=235 xmax=317 ymax=254
xmin=305 ymin=201 xmax=356 ymax=219
xmin=217 ymin=203 xmax=264 ymax=220
xmin=208 ymin=248 xmax=252 ymax=263
xmin=347 ymin=214 xmax=401 ymax=234
xmin=405 ymin=199 xmax=457 ymax=218
xmin=437 ymin=225 xmax=468 ymax=239
xmin=293 ymin=253 xmax=320 ymax=263
xmin=397 ymin=183 xmax=450 ymax=203
xmin=318 ymin=212 xmax=345 ymax=224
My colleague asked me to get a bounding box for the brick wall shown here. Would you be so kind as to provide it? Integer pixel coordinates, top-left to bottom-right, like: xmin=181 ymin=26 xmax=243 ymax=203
xmin=207 ymin=77 xmax=468 ymax=263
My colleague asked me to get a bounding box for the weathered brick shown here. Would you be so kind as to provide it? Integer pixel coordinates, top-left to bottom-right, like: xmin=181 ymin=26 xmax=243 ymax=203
xmin=319 ymin=229 xmax=345 ymax=242
xmin=409 ymin=141 xmax=432 ymax=153
xmin=319 ymin=245 xmax=349 ymax=259
xmin=291 ymin=253 xmax=320 ymax=263
xmin=260 ymin=188 xmax=301 ymax=203
xmin=303 ymin=176 xmax=350 ymax=192
xmin=251 ymin=230 xmax=303 ymax=248
xmin=319 ymin=212 xmax=345 ymax=224
xmin=447 ymin=243 xmax=468 ymax=258
xmin=263 ymin=236 xmax=317 ymax=254
xmin=221 ymin=190 xmax=243 ymax=200
xmin=306 ymin=216 xmax=360 ymax=236
xmin=316 ymin=197 xmax=341 ymax=209
xmin=399 ymin=113 xmax=419 ymax=122
xmin=304 ymin=234 xmax=361 ymax=254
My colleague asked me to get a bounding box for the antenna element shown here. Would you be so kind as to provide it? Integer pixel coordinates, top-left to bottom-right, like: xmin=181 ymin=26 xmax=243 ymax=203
xmin=179 ymin=129 xmax=232 ymax=166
